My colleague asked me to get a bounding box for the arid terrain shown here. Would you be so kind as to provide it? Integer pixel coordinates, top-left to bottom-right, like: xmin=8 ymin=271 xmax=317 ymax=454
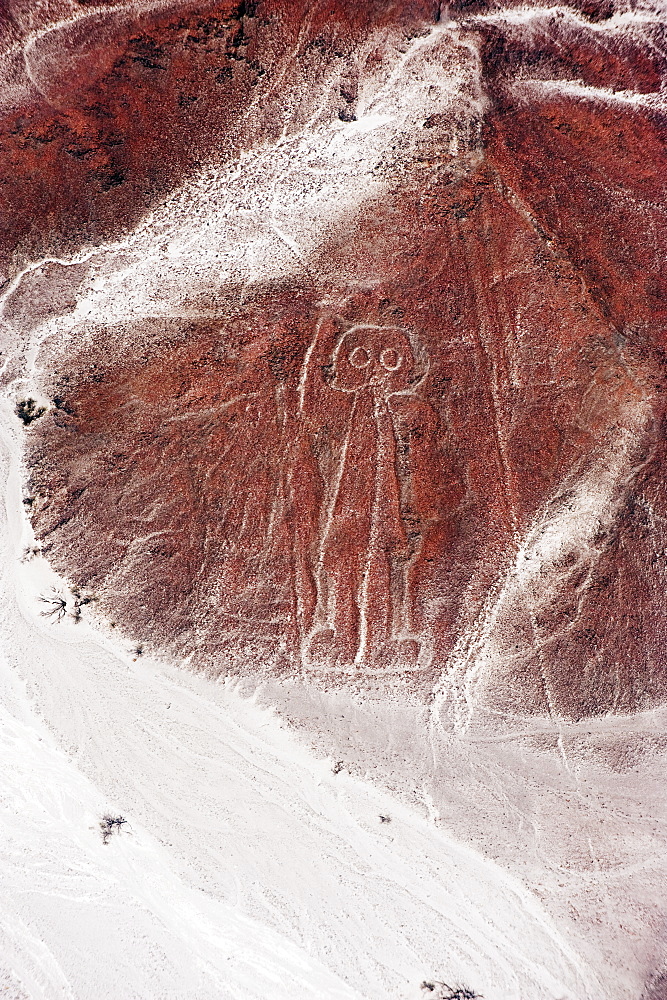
xmin=1 ymin=0 xmax=666 ymax=997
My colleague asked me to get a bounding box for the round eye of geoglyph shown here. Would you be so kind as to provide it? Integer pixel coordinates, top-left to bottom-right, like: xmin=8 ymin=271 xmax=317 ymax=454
xmin=380 ymin=347 xmax=402 ymax=371
xmin=349 ymin=346 xmax=371 ymax=368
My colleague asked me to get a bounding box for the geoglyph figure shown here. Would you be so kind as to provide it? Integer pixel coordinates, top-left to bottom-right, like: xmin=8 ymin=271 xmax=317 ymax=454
xmin=307 ymin=325 xmax=426 ymax=668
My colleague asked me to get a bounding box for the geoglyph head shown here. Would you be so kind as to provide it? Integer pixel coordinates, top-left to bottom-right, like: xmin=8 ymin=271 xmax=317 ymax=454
xmin=330 ymin=325 xmax=421 ymax=398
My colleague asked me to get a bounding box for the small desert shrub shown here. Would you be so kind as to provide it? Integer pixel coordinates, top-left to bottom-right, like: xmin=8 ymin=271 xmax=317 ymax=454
xmin=100 ymin=815 xmax=127 ymax=844
xmin=420 ymin=983 xmax=482 ymax=999
xmin=38 ymin=590 xmax=68 ymax=621
xmin=16 ymin=399 xmax=46 ymax=425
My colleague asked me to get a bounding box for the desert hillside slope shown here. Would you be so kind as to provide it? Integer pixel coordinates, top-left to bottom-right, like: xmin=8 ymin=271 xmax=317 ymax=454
xmin=0 ymin=0 xmax=666 ymax=997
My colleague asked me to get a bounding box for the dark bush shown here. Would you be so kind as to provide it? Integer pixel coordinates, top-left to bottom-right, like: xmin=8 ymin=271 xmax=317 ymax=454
xmin=16 ymin=399 xmax=46 ymax=425
xmin=100 ymin=815 xmax=127 ymax=844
